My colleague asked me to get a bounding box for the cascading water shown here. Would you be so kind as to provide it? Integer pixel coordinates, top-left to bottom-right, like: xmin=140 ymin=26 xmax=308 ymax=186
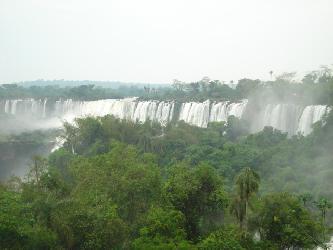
xmin=0 ymin=98 xmax=330 ymax=136
xmin=178 ymin=100 xmax=211 ymax=127
xmin=209 ymin=101 xmax=229 ymax=122
xmin=259 ymin=104 xmax=303 ymax=135
xmin=297 ymin=105 xmax=329 ymax=135
xmin=209 ymin=99 xmax=248 ymax=123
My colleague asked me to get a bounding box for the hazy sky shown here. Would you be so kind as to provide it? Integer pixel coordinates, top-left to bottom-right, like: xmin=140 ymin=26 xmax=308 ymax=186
xmin=1 ymin=0 xmax=333 ymax=84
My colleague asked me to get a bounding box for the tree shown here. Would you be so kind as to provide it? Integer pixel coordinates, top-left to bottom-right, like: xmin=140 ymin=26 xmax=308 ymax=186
xmin=189 ymin=82 xmax=200 ymax=93
xmin=233 ymin=167 xmax=260 ymax=230
xmin=229 ymin=195 xmax=246 ymax=230
xmin=164 ymin=163 xmax=227 ymax=241
xmin=132 ymin=207 xmax=192 ymax=249
xmin=172 ymin=79 xmax=185 ymax=92
xmin=48 ymin=148 xmax=74 ymax=182
xmin=28 ymin=155 xmax=48 ymax=186
xmin=298 ymin=193 xmax=313 ymax=207
xmin=0 ymin=186 xmax=58 ymax=249
xmin=314 ymin=198 xmax=332 ymax=223
xmin=275 ymin=72 xmax=297 ymax=83
xmin=224 ymin=116 xmax=248 ymax=141
xmin=236 ymin=78 xmax=261 ymax=97
xmin=251 ymin=193 xmax=324 ymax=249
xmin=199 ymin=226 xmax=245 ymax=250
xmin=63 ymin=122 xmax=79 ymax=154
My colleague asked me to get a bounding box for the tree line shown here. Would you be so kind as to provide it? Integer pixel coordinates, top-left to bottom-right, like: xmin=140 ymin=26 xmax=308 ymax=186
xmin=1 ymin=66 xmax=333 ymax=106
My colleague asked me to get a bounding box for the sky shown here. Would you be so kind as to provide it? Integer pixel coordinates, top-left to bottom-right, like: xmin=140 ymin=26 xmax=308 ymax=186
xmin=1 ymin=0 xmax=333 ymax=84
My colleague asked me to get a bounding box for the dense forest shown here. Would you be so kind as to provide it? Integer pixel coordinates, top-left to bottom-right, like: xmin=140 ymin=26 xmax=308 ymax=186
xmin=1 ymin=68 xmax=333 ymax=249
xmin=1 ymin=110 xmax=333 ymax=248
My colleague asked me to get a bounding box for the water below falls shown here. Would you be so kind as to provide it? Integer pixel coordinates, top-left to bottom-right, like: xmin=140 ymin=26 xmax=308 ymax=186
xmin=0 ymin=98 xmax=330 ymax=136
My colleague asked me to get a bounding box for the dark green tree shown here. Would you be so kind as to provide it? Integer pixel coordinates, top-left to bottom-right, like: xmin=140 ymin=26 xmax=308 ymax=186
xmin=251 ymin=193 xmax=324 ymax=249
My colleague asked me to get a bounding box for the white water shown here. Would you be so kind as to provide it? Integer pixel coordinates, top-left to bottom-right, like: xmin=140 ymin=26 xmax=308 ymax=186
xmin=254 ymin=103 xmax=330 ymax=136
xmin=259 ymin=104 xmax=303 ymax=135
xmin=1 ymin=99 xmax=47 ymax=116
xmin=178 ymin=100 xmax=211 ymax=127
xmin=51 ymin=136 xmax=66 ymax=153
xmin=0 ymin=98 xmax=330 ymax=136
xmin=209 ymin=99 xmax=248 ymax=124
xmin=297 ymin=105 xmax=329 ymax=135
xmin=0 ymin=98 xmax=175 ymax=126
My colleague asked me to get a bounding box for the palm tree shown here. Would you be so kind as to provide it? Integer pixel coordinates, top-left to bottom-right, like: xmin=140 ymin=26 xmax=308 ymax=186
xmin=230 ymin=195 xmax=246 ymax=230
xmin=314 ymin=198 xmax=332 ymax=223
xmin=235 ymin=167 xmax=260 ymax=230
xmin=298 ymin=193 xmax=312 ymax=207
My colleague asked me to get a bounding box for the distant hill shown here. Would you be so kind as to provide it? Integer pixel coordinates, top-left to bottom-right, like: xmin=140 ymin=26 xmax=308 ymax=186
xmin=12 ymin=79 xmax=170 ymax=89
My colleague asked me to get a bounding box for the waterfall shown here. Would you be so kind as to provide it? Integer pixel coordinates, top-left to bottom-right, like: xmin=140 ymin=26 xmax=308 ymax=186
xmin=297 ymin=105 xmax=329 ymax=135
xmin=260 ymin=104 xmax=303 ymax=135
xmin=4 ymin=100 xmax=9 ymax=113
xmin=256 ymin=103 xmax=330 ymax=136
xmin=55 ymin=98 xmax=175 ymax=126
xmin=227 ymin=99 xmax=248 ymax=118
xmin=155 ymin=101 xmax=175 ymax=125
xmin=209 ymin=99 xmax=248 ymax=123
xmin=209 ymin=101 xmax=229 ymax=122
xmin=43 ymin=99 xmax=47 ymax=118
xmin=0 ymin=98 xmax=330 ymax=135
xmin=1 ymin=99 xmax=45 ymax=116
xmin=11 ymin=100 xmax=18 ymax=115
xmin=132 ymin=101 xmax=158 ymax=123
xmin=178 ymin=100 xmax=210 ymax=127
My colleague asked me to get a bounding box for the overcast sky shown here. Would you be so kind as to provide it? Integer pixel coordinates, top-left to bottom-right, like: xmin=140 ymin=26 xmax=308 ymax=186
xmin=1 ymin=0 xmax=333 ymax=84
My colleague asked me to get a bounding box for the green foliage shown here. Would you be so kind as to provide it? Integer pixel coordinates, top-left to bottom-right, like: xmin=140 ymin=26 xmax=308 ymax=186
xmin=162 ymin=78 xmax=239 ymax=102
xmin=69 ymin=142 xmax=162 ymax=226
xmin=250 ymin=192 xmax=325 ymax=249
xmin=48 ymin=148 xmax=75 ymax=182
xmin=230 ymin=168 xmax=260 ymax=231
xmin=314 ymin=198 xmax=332 ymax=222
xmin=236 ymin=78 xmax=261 ymax=98
xmin=0 ymin=186 xmax=58 ymax=249
xmin=0 ymin=83 xmax=142 ymax=100
xmin=164 ymin=163 xmax=228 ymax=241
xmin=235 ymin=168 xmax=260 ymax=203
xmin=132 ymin=207 xmax=193 ymax=249
xmin=199 ymin=226 xmax=246 ymax=250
